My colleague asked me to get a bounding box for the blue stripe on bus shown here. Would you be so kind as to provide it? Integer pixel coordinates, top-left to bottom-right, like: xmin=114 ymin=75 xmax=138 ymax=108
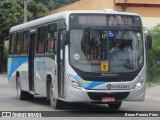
xmin=75 ymin=75 xmax=106 ymax=89
xmin=85 ymin=81 xmax=106 ymax=89
xmin=8 ymin=57 xmax=28 ymax=80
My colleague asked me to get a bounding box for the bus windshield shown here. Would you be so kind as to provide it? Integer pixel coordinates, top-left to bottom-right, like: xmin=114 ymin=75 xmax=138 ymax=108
xmin=69 ymin=29 xmax=143 ymax=73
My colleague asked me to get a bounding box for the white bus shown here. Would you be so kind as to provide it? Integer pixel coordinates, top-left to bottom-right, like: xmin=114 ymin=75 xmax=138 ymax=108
xmin=8 ymin=10 xmax=152 ymax=109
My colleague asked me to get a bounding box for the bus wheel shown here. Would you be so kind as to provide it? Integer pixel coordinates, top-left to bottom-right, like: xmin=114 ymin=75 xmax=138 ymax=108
xmin=50 ymin=82 xmax=63 ymax=109
xmin=17 ymin=77 xmax=34 ymax=100
xmin=108 ymin=101 xmax=122 ymax=109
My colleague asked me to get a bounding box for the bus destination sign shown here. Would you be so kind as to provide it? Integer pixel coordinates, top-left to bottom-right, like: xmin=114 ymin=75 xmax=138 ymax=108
xmin=78 ymin=15 xmax=106 ymax=26
xmin=77 ymin=15 xmax=141 ymax=26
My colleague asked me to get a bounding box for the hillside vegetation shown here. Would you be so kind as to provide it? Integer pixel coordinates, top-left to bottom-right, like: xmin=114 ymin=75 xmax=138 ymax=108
xmin=147 ymin=23 xmax=160 ymax=84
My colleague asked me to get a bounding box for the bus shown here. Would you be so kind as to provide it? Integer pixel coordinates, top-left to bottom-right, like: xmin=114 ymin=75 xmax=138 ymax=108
xmin=8 ymin=10 xmax=152 ymax=110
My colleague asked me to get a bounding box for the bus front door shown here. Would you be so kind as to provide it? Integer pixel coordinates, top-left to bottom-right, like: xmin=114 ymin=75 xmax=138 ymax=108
xmin=57 ymin=29 xmax=66 ymax=97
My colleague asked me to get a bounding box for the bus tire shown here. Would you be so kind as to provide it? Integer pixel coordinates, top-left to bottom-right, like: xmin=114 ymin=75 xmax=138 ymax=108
xmin=17 ymin=77 xmax=34 ymax=100
xmin=50 ymin=82 xmax=63 ymax=109
xmin=108 ymin=101 xmax=122 ymax=109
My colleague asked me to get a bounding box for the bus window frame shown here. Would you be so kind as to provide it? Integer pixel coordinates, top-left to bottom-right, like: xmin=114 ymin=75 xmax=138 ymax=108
xmin=21 ymin=30 xmax=29 ymax=56
xmin=36 ymin=24 xmax=47 ymax=55
xmin=15 ymin=31 xmax=22 ymax=56
xmin=46 ymin=22 xmax=58 ymax=55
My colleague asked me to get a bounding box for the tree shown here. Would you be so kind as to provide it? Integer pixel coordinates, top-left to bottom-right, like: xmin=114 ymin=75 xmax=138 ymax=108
xmin=150 ymin=24 xmax=160 ymax=59
xmin=0 ymin=0 xmax=48 ymax=72
xmin=147 ymin=23 xmax=160 ymax=82
xmin=0 ymin=0 xmax=48 ymax=40
xmin=0 ymin=0 xmax=23 ymax=39
xmin=27 ymin=1 xmax=48 ymax=20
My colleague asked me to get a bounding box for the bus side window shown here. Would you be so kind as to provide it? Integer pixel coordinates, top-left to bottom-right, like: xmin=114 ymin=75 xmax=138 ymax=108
xmin=46 ymin=23 xmax=57 ymax=53
xmin=9 ymin=33 xmax=16 ymax=55
xmin=22 ymin=30 xmax=29 ymax=55
xmin=16 ymin=32 xmax=22 ymax=55
xmin=37 ymin=26 xmax=47 ymax=54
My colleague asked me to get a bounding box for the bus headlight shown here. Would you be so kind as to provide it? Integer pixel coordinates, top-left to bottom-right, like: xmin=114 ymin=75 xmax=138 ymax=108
xmin=135 ymin=81 xmax=142 ymax=89
xmin=134 ymin=76 xmax=145 ymax=89
xmin=67 ymin=74 xmax=83 ymax=89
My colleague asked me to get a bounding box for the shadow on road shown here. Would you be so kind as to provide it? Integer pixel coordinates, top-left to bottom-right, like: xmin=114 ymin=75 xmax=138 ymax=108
xmin=28 ymin=97 xmax=124 ymax=117
xmin=30 ymin=96 xmax=122 ymax=112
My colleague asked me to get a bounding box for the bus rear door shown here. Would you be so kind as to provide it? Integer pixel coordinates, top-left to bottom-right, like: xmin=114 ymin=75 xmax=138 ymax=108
xmin=28 ymin=28 xmax=36 ymax=91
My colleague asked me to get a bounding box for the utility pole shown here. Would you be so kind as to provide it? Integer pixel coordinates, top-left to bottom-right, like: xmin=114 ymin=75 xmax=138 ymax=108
xmin=24 ymin=0 xmax=29 ymax=23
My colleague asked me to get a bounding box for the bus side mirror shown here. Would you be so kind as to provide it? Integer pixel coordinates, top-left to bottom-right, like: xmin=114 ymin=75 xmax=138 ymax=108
xmin=147 ymin=35 xmax=152 ymax=49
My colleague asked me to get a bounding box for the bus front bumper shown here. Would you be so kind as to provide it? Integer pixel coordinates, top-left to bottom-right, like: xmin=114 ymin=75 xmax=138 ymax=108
xmin=64 ymin=85 xmax=145 ymax=102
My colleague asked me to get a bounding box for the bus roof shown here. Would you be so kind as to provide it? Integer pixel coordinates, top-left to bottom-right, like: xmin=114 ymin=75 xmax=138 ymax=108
xmin=10 ymin=10 xmax=140 ymax=33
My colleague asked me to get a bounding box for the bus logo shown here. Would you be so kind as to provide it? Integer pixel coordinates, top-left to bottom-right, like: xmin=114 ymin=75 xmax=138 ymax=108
xmin=107 ymin=84 xmax=112 ymax=89
xmin=107 ymin=84 xmax=129 ymax=89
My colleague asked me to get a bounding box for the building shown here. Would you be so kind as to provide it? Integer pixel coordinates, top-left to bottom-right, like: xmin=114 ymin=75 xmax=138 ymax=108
xmin=49 ymin=0 xmax=160 ymax=28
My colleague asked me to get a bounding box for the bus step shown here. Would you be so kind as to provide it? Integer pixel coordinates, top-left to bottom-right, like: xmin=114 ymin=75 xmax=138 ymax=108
xmin=58 ymin=98 xmax=65 ymax=101
xmin=29 ymin=91 xmax=36 ymax=95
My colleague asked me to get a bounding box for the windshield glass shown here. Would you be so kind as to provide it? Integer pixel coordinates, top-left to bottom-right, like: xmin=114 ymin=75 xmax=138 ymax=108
xmin=69 ymin=29 xmax=143 ymax=73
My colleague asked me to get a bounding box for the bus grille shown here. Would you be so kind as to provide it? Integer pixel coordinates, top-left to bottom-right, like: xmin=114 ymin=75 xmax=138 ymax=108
xmin=87 ymin=92 xmax=129 ymax=101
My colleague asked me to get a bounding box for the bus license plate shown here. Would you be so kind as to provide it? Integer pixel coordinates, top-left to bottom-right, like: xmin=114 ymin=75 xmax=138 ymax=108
xmin=102 ymin=97 xmax=115 ymax=102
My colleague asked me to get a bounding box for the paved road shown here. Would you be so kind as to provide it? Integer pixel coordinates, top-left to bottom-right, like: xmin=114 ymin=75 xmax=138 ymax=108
xmin=0 ymin=74 xmax=160 ymax=119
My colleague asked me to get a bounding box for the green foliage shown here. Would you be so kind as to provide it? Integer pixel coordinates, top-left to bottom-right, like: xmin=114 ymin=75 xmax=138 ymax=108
xmin=0 ymin=0 xmax=48 ymax=40
xmin=0 ymin=0 xmax=48 ymax=72
xmin=150 ymin=24 xmax=160 ymax=58
xmin=0 ymin=0 xmax=23 ymax=39
xmin=147 ymin=23 xmax=160 ymax=83
xmin=38 ymin=0 xmax=80 ymax=11
xmin=3 ymin=45 xmax=8 ymax=59
xmin=27 ymin=1 xmax=48 ymax=21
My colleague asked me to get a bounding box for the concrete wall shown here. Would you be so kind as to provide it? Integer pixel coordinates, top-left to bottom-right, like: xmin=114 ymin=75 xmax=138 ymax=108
xmin=126 ymin=7 xmax=160 ymax=17
xmin=142 ymin=17 xmax=160 ymax=28
xmin=124 ymin=7 xmax=160 ymax=28
xmin=115 ymin=0 xmax=160 ymax=27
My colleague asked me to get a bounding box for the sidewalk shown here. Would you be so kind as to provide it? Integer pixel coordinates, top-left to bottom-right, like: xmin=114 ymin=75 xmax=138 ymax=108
xmin=0 ymin=73 xmax=8 ymax=85
xmin=0 ymin=73 xmax=7 ymax=77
